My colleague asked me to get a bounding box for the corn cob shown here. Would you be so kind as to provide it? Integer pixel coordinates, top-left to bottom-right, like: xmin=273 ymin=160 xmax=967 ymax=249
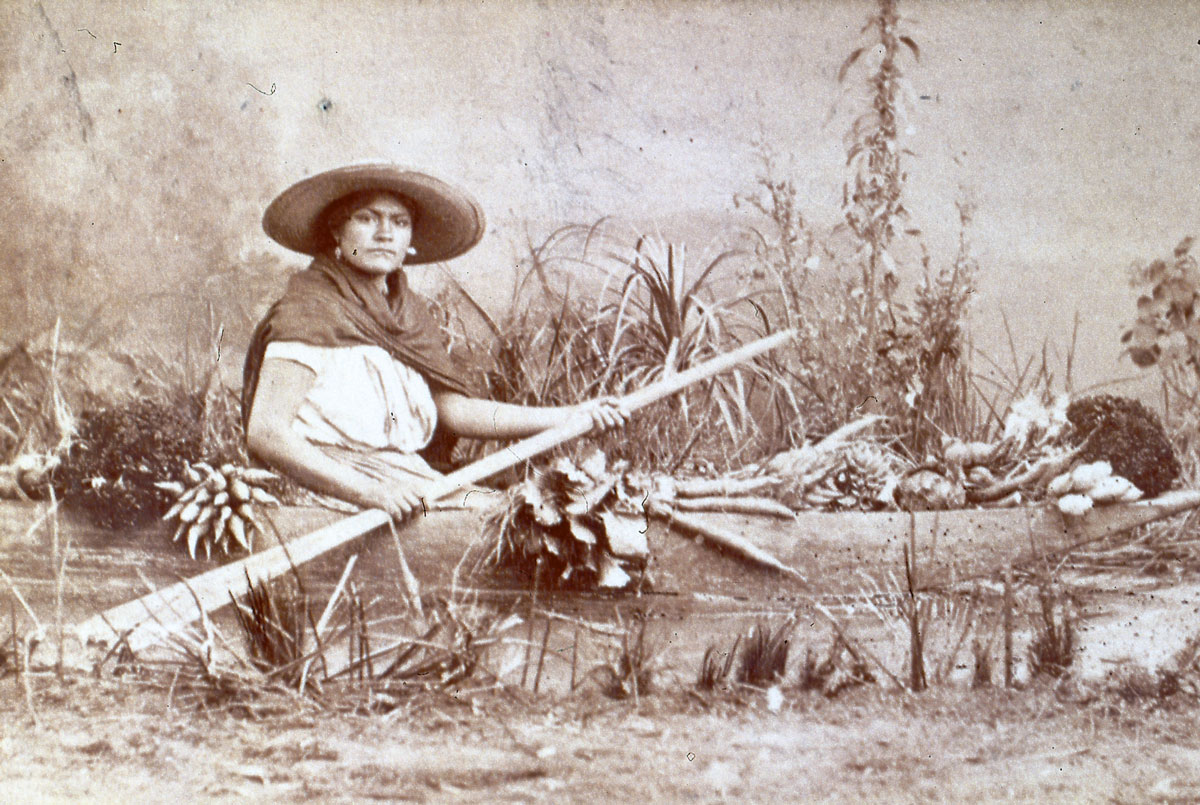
xmin=237 ymin=468 xmax=279 ymax=485
xmin=228 ymin=477 xmax=251 ymax=503
xmin=186 ymin=521 xmax=207 ymax=559
xmin=249 ymin=487 xmax=281 ymax=505
xmin=227 ymin=513 xmax=250 ymax=551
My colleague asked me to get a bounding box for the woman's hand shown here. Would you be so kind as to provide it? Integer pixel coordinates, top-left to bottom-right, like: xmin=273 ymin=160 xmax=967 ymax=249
xmin=433 ymin=391 xmax=631 ymax=441
xmin=362 ymin=480 xmax=427 ymax=522
xmin=574 ymin=396 xmax=631 ymax=434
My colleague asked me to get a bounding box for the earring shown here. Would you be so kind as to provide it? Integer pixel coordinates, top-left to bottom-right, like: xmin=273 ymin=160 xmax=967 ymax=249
xmin=334 ymin=246 xmax=344 ymax=261
xmin=406 ymin=246 xmax=418 ymax=256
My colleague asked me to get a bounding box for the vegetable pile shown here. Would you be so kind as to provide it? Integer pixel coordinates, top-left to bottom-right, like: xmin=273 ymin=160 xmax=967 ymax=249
xmin=484 ymin=393 xmax=1184 ymax=590
xmin=1048 ymin=460 xmax=1143 ymax=517
xmin=761 ymin=393 xmax=1180 ymax=517
xmin=482 ymin=451 xmax=649 ymax=590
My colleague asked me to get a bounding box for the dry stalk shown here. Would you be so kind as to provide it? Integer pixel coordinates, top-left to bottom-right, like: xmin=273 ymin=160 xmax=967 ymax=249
xmin=386 ymin=520 xmax=423 ymax=618
xmin=532 ymin=618 xmax=553 ymax=694
xmin=1003 ymin=567 xmax=1015 ymax=688
xmin=299 ymin=554 xmax=357 ymax=693
xmin=811 ymin=600 xmax=908 ymax=692
xmin=19 ymin=633 xmax=41 ymax=729
xmin=541 ymin=610 xmax=627 ymax=638
xmin=48 ymin=491 xmax=65 ymax=676
xmin=902 ymin=545 xmax=926 ymax=692
xmin=570 ymin=625 xmax=581 ymax=692
xmin=0 ymin=567 xmax=42 ymax=633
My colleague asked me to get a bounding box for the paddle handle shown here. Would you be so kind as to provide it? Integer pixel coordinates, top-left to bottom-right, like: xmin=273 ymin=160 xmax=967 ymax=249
xmin=422 ymin=328 xmax=794 ymax=501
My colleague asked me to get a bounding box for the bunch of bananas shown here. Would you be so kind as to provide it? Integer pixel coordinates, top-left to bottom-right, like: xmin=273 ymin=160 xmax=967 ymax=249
xmin=158 ymin=462 xmax=280 ymax=559
xmin=1047 ymin=460 xmax=1143 ymax=517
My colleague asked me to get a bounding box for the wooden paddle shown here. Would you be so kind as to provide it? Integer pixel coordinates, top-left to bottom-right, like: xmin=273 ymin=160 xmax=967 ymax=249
xmin=76 ymin=329 xmax=796 ymax=651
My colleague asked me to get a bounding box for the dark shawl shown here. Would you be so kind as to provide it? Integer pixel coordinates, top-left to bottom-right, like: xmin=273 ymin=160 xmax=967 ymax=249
xmin=242 ymin=255 xmax=474 ymax=468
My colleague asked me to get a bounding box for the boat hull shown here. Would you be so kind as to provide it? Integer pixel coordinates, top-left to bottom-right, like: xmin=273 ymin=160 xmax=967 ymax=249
xmin=3 ymin=491 xmax=1197 ymax=650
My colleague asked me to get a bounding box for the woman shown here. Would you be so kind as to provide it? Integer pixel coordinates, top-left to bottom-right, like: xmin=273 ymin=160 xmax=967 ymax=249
xmin=243 ymin=164 xmax=627 ymax=521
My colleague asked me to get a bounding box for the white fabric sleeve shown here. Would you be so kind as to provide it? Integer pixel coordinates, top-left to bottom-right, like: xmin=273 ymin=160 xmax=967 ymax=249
xmin=263 ymin=341 xmax=325 ymax=373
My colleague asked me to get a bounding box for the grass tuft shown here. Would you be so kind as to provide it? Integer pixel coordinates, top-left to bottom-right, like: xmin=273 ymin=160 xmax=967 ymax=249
xmin=1027 ymin=583 xmax=1076 ymax=679
xmin=231 ymin=572 xmax=309 ymax=683
xmin=795 ymin=635 xmax=876 ymax=697
xmin=737 ymin=620 xmax=793 ymax=688
xmin=696 ymin=635 xmax=741 ymax=693
xmin=593 ymin=612 xmax=658 ymax=701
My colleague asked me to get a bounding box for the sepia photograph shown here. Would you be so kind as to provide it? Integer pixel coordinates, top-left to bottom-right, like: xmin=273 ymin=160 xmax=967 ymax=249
xmin=2 ymin=0 xmax=1200 ymax=801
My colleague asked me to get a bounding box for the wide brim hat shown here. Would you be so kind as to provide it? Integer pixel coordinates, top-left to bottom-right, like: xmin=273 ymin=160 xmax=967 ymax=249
xmin=262 ymin=163 xmax=485 ymax=264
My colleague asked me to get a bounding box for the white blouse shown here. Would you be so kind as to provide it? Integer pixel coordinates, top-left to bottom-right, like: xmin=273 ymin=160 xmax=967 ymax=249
xmin=263 ymin=341 xmax=439 ymax=453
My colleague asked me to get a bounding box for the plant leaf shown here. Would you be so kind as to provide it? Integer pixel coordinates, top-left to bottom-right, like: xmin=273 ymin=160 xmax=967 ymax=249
xmin=601 ymin=511 xmax=649 ymax=558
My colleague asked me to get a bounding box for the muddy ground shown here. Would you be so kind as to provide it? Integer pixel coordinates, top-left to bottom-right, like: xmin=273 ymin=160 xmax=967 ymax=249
xmin=2 ymin=666 xmax=1200 ymax=804
xmin=5 ymin=499 xmax=1200 ymax=802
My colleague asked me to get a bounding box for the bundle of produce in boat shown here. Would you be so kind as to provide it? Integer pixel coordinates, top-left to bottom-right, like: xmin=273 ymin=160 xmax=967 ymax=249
xmin=482 ymin=450 xmax=649 ymax=590
xmin=1064 ymin=394 xmax=1180 ymax=498
xmin=160 ymin=462 xmax=281 ymax=559
xmin=638 ymin=473 xmax=793 ymax=518
xmin=771 ymin=439 xmax=910 ymax=511
xmin=53 ymin=397 xmax=202 ymax=530
xmin=895 ymin=465 xmax=967 ymax=511
xmin=937 ymin=395 xmax=1079 ymax=507
xmin=1046 ymin=460 xmax=1144 ymax=516
xmin=756 ymin=416 xmax=910 ymax=511
xmin=940 ymin=393 xmax=1177 ymax=511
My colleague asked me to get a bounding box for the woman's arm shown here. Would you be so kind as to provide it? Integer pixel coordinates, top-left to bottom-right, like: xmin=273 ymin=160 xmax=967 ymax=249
xmin=245 ymin=357 xmax=425 ymax=519
xmin=432 ymin=391 xmax=628 ymax=441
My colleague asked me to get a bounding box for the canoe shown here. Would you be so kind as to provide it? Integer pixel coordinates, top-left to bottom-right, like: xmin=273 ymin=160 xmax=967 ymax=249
xmin=3 ymin=489 xmax=1196 ymax=653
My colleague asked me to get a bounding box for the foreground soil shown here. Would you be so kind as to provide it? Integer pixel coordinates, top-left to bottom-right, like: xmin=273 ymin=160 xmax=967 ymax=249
xmin=2 ymin=670 xmax=1198 ymax=804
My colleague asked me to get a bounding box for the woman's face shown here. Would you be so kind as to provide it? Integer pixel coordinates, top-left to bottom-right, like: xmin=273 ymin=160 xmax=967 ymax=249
xmin=332 ymin=192 xmax=413 ymax=277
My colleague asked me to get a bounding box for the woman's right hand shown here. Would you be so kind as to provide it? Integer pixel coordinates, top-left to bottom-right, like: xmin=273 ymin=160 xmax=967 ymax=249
xmin=362 ymin=480 xmax=427 ymax=522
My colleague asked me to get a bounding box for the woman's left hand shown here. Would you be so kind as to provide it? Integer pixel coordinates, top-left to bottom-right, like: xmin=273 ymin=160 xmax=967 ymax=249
xmin=575 ymin=396 xmax=631 ymax=434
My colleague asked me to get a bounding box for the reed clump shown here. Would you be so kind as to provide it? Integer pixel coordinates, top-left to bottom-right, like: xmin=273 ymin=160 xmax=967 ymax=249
xmin=436 ymin=221 xmax=800 ymax=474
xmin=696 ymin=636 xmax=741 ymax=693
xmin=1027 ymin=583 xmax=1076 ymax=679
xmin=737 ymin=620 xmax=793 ymax=688
xmin=592 ymin=612 xmax=659 ymax=701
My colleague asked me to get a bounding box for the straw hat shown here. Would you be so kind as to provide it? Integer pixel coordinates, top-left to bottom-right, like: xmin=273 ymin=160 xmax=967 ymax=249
xmin=262 ymin=163 xmax=485 ymax=264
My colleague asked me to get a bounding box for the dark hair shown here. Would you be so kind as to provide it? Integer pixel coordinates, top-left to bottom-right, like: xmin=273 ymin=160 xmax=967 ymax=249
xmin=321 ymin=190 xmax=416 ymax=252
